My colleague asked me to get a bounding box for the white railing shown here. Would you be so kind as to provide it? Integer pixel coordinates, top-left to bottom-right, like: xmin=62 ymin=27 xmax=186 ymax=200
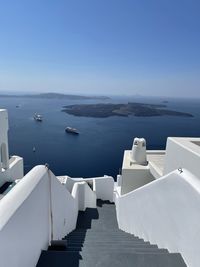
xmin=0 ymin=165 xmax=78 ymax=267
xmin=116 ymin=169 xmax=200 ymax=267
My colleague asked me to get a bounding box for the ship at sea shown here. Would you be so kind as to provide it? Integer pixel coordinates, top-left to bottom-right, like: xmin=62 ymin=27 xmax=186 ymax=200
xmin=0 ymin=108 xmax=200 ymax=267
xmin=65 ymin=126 xmax=79 ymax=134
xmin=34 ymin=113 xmax=43 ymax=122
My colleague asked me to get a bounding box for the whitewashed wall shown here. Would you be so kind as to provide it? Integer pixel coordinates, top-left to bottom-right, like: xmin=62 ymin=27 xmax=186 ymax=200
xmin=65 ymin=176 xmax=78 ymax=193
xmin=72 ymin=181 xmax=96 ymax=211
xmin=116 ymin=169 xmax=200 ymax=267
xmin=8 ymin=156 xmax=24 ymax=181
xmin=164 ymin=137 xmax=200 ymax=178
xmin=121 ymin=168 xmax=154 ymax=194
xmin=93 ymin=176 xmax=114 ymax=202
xmin=0 ymin=156 xmax=24 ymax=187
xmin=64 ymin=175 xmax=114 ymax=202
xmin=0 ymin=165 xmax=78 ymax=267
xmin=50 ymin=170 xmax=78 ymax=240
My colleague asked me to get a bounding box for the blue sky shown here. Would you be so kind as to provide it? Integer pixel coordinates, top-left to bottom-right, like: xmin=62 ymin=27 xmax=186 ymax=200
xmin=0 ymin=0 xmax=200 ymax=97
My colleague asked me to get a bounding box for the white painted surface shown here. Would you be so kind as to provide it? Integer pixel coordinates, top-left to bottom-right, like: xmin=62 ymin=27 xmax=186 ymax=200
xmin=50 ymin=171 xmax=78 ymax=240
xmin=121 ymin=151 xmax=154 ymax=194
xmin=131 ymin=137 xmax=147 ymax=165
xmin=0 ymin=156 xmax=24 ymax=188
xmin=57 ymin=176 xmax=84 ymax=193
xmin=0 ymin=165 xmax=78 ymax=267
xmin=164 ymin=137 xmax=200 ymax=179
xmin=93 ymin=176 xmax=114 ymax=202
xmin=59 ymin=175 xmax=114 ymax=202
xmin=116 ymin=169 xmax=200 ymax=267
xmin=0 ymin=109 xmax=24 ymax=187
xmin=0 ymin=109 xmax=9 ymax=170
xmin=147 ymin=150 xmax=165 ymax=179
xmin=8 ymin=156 xmax=24 ymax=180
xmin=116 ymin=175 xmax=122 ymax=187
xmin=72 ymin=181 xmax=96 ymax=211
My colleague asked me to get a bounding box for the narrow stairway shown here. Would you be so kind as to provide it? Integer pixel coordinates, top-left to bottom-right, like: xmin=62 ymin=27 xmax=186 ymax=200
xmin=37 ymin=200 xmax=186 ymax=267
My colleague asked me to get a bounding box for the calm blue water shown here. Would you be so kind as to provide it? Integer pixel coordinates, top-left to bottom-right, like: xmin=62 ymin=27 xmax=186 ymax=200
xmin=1 ymin=96 xmax=200 ymax=179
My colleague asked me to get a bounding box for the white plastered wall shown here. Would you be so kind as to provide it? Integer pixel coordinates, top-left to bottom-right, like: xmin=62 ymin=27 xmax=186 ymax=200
xmin=164 ymin=137 xmax=200 ymax=178
xmin=0 ymin=165 xmax=78 ymax=267
xmin=116 ymin=169 xmax=200 ymax=267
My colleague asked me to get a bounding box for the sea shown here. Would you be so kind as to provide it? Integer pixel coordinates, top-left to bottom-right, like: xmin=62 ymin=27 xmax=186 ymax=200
xmin=1 ymin=96 xmax=200 ymax=179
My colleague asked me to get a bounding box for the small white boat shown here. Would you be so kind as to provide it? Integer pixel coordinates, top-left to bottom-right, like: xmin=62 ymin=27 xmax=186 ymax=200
xmin=34 ymin=113 xmax=43 ymax=122
xmin=65 ymin=127 xmax=79 ymax=135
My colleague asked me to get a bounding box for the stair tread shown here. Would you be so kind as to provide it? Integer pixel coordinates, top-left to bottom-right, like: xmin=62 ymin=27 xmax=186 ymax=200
xmin=37 ymin=251 xmax=187 ymax=267
xmin=37 ymin=200 xmax=186 ymax=267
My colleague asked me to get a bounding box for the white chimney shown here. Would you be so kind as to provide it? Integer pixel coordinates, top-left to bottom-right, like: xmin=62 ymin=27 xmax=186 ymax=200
xmin=131 ymin=137 xmax=147 ymax=165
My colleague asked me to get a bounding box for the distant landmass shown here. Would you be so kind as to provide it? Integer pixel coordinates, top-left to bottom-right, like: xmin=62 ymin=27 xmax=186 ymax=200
xmin=62 ymin=103 xmax=193 ymax=118
xmin=0 ymin=92 xmax=110 ymax=100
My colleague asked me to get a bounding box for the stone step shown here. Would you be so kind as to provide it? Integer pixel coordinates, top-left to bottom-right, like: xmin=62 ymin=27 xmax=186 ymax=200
xmin=65 ymin=243 xmax=153 ymax=249
xmin=68 ymin=230 xmax=138 ymax=237
xmin=66 ymin=240 xmax=150 ymax=246
xmin=66 ymin=237 xmax=139 ymax=241
xmin=79 ymin=247 xmax=169 ymax=253
xmin=37 ymin=251 xmax=186 ymax=267
xmin=67 ymin=233 xmax=136 ymax=237
xmin=66 ymin=243 xmax=158 ymax=249
xmin=49 ymin=246 xmax=169 ymax=253
xmin=63 ymin=237 xmax=145 ymax=242
xmin=68 ymin=231 xmax=129 ymax=235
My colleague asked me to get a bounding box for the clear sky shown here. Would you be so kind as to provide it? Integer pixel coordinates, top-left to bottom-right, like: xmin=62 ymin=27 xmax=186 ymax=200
xmin=0 ymin=0 xmax=200 ymax=97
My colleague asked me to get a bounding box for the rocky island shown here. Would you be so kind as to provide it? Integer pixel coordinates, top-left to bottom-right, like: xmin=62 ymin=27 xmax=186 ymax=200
xmin=62 ymin=102 xmax=193 ymax=118
xmin=0 ymin=92 xmax=110 ymax=101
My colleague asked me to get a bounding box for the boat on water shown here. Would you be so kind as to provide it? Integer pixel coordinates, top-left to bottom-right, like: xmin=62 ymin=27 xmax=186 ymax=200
xmin=65 ymin=127 xmax=79 ymax=134
xmin=34 ymin=113 xmax=43 ymax=122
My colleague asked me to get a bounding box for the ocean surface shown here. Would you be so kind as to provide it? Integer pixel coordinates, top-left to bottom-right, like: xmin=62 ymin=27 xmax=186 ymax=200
xmin=1 ymin=96 xmax=200 ymax=179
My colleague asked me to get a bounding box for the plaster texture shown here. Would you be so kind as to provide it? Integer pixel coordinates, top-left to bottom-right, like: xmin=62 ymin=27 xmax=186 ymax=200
xmin=116 ymin=169 xmax=200 ymax=267
xmin=0 ymin=165 xmax=78 ymax=267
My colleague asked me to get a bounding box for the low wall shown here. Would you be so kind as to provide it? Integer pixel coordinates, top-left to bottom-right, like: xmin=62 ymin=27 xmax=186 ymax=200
xmin=72 ymin=181 xmax=96 ymax=211
xmin=0 ymin=165 xmax=78 ymax=267
xmin=116 ymin=169 xmax=200 ymax=267
xmin=0 ymin=156 xmax=24 ymax=188
xmin=164 ymin=138 xmax=200 ymax=178
xmin=121 ymin=168 xmax=154 ymax=195
xmin=64 ymin=175 xmax=114 ymax=202
xmin=93 ymin=176 xmax=114 ymax=202
xmin=50 ymin=171 xmax=78 ymax=240
xmin=8 ymin=155 xmax=24 ymax=181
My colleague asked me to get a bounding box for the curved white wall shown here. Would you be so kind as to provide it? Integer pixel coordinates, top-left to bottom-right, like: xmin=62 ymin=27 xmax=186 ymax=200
xmin=116 ymin=169 xmax=200 ymax=267
xmin=0 ymin=165 xmax=78 ymax=267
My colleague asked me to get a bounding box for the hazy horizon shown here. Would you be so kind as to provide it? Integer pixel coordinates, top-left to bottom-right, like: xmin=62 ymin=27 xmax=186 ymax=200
xmin=0 ymin=90 xmax=199 ymax=100
xmin=0 ymin=1 xmax=200 ymax=98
